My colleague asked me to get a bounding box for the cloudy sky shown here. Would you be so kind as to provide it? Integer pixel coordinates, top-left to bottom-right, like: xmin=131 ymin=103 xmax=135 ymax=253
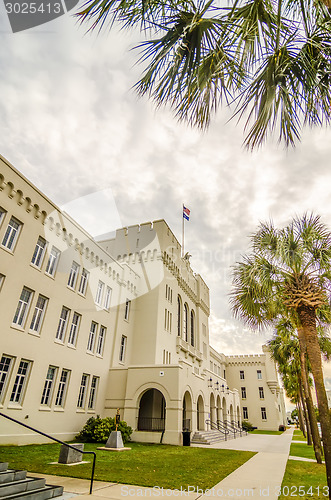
xmin=1 ymin=4 xmax=331 ymax=399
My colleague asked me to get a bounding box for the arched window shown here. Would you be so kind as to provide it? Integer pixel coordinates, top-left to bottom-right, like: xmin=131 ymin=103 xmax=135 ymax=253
xmin=190 ymin=310 xmax=195 ymax=346
xmin=183 ymin=304 xmax=188 ymax=342
xmin=177 ymin=296 xmax=181 ymax=336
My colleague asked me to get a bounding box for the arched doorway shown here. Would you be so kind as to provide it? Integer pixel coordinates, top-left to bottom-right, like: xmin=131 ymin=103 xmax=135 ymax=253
xmin=222 ymin=397 xmax=227 ymax=423
xmin=197 ymin=395 xmax=204 ymax=431
xmin=138 ymin=389 xmax=166 ymax=431
xmin=182 ymin=391 xmax=192 ymax=430
xmin=210 ymin=393 xmax=216 ymax=424
xmin=229 ymin=404 xmax=234 ymax=424
xmin=216 ymin=395 xmax=222 ymax=423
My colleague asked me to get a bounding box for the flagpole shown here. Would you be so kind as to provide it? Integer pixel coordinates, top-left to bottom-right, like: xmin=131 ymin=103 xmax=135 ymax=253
xmin=182 ymin=204 xmax=184 ymax=258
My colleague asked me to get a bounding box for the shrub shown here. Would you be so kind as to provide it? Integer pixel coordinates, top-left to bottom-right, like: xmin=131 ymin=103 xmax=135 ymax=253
xmin=76 ymin=416 xmax=133 ymax=444
xmin=242 ymin=420 xmax=255 ymax=432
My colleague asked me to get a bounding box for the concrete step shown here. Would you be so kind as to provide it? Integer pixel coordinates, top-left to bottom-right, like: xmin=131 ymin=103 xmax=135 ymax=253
xmin=0 ymin=472 xmax=27 ymax=485
xmin=0 ymin=484 xmax=64 ymax=500
xmin=0 ymin=467 xmax=8 ymax=474
xmin=191 ymin=431 xmax=230 ymax=445
xmin=0 ymin=477 xmax=46 ymax=497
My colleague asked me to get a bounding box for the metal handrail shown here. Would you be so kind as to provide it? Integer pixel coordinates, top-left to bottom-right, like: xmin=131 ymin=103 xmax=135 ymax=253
xmin=0 ymin=411 xmax=96 ymax=494
xmin=205 ymin=419 xmax=230 ymax=441
xmin=223 ymin=419 xmax=239 ymax=438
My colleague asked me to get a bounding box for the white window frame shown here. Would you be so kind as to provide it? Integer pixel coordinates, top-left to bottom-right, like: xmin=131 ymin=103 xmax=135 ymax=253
xmin=2 ymin=216 xmax=22 ymax=251
xmin=56 ymin=307 xmax=70 ymax=342
xmin=68 ymin=312 xmax=81 ymax=346
xmin=45 ymin=246 xmax=60 ymax=277
xmin=40 ymin=366 xmax=57 ymax=406
xmin=68 ymin=262 xmax=80 ymax=290
xmin=12 ymin=287 xmax=33 ymax=328
xmin=96 ymin=326 xmax=106 ymax=356
xmin=119 ymin=335 xmax=127 ymax=362
xmin=0 ymin=208 xmax=6 ymax=228
xmin=241 ymin=387 xmax=247 ymax=399
xmin=55 ymin=369 xmax=70 ymax=407
xmin=78 ymin=268 xmax=89 ymax=296
xmin=257 ymin=370 xmax=262 ymax=380
xmin=77 ymin=373 xmax=89 ymax=409
xmin=243 ymin=407 xmax=248 ymax=420
xmin=0 ymin=274 xmax=5 ymax=292
xmin=261 ymin=407 xmax=267 ymax=420
xmin=29 ymin=295 xmax=48 ymax=334
xmin=104 ymin=286 xmax=112 ymax=310
xmin=87 ymin=322 xmax=97 ymax=352
xmin=95 ymin=281 xmax=104 ymax=305
xmin=259 ymin=386 xmax=265 ymax=399
xmin=88 ymin=376 xmax=99 ymax=410
xmin=31 ymin=237 xmax=47 ymax=268
xmin=240 ymin=370 xmax=245 ymax=380
xmin=10 ymin=359 xmax=31 ymax=405
xmin=0 ymin=355 xmax=14 ymax=404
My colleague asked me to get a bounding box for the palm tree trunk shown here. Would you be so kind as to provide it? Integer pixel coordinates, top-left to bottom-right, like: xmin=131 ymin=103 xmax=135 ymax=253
xmin=298 ymin=305 xmax=331 ymax=497
xmin=297 ymin=326 xmax=323 ymax=463
xmin=297 ymin=397 xmax=306 ymax=437
xmin=299 ymin=383 xmax=312 ymax=445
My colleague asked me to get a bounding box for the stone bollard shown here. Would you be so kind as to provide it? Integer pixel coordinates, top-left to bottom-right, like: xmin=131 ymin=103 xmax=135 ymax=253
xmin=58 ymin=443 xmax=84 ymax=464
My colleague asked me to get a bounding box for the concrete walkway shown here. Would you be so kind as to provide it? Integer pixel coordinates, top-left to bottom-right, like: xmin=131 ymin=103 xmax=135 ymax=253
xmin=33 ymin=429 xmax=294 ymax=500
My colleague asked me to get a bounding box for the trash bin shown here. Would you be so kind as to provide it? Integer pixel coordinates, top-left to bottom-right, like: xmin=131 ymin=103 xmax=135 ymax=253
xmin=182 ymin=431 xmax=191 ymax=446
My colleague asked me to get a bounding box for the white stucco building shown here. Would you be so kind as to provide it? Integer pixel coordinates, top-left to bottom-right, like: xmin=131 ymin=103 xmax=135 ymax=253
xmin=0 ymin=154 xmax=286 ymax=446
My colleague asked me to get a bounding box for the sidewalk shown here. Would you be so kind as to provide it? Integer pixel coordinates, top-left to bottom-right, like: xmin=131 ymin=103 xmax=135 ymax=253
xmin=33 ymin=429 xmax=294 ymax=500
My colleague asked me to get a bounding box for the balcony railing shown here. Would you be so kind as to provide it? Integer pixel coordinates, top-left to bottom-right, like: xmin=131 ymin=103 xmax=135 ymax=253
xmin=137 ymin=417 xmax=165 ymax=432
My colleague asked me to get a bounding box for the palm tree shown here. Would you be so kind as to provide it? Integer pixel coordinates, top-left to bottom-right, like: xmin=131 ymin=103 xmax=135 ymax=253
xmin=230 ymin=213 xmax=331 ymax=492
xmin=76 ymin=0 xmax=331 ymax=148
xmin=268 ymin=320 xmax=323 ymax=462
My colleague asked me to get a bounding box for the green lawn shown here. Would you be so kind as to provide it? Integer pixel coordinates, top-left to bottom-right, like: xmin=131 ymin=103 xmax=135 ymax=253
xmin=0 ymin=442 xmax=255 ymax=490
xmin=251 ymin=430 xmax=284 ymax=435
xmin=290 ymin=443 xmax=319 ymax=461
xmin=279 ymin=461 xmax=327 ymax=500
xmin=292 ymin=430 xmax=308 ymax=441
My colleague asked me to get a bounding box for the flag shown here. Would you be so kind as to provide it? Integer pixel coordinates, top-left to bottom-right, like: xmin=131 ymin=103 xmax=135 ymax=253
xmin=183 ymin=205 xmax=190 ymax=221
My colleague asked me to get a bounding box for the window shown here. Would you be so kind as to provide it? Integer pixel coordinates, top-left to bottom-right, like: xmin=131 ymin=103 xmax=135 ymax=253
xmin=88 ymin=376 xmax=99 ymax=410
xmin=0 ymin=208 xmax=6 ymax=227
xmin=257 ymin=370 xmax=262 ymax=379
xmin=87 ymin=322 xmax=97 ymax=352
xmin=55 ymin=369 xmax=70 ymax=407
xmin=259 ymin=387 xmax=265 ymax=399
xmin=68 ymin=262 xmax=79 ymax=289
xmin=29 ymin=295 xmax=47 ymax=333
xmin=124 ymin=299 xmax=131 ymax=320
xmin=190 ymin=310 xmax=194 ymax=346
xmin=177 ymin=297 xmax=181 ymax=336
xmin=68 ymin=312 xmax=81 ymax=346
xmin=119 ymin=335 xmax=127 ymax=362
xmin=240 ymin=370 xmax=245 ymax=380
xmin=261 ymin=407 xmax=267 ymax=420
xmin=183 ymin=304 xmax=188 ymax=342
xmin=45 ymin=246 xmax=60 ymax=277
xmin=77 ymin=373 xmax=89 ymax=408
xmin=10 ymin=360 xmax=31 ymax=404
xmin=13 ymin=287 xmax=33 ymax=327
xmin=78 ymin=269 xmax=89 ymax=295
xmin=241 ymin=387 xmax=246 ymax=399
xmin=96 ymin=326 xmax=106 ymax=356
xmin=0 ymin=273 xmax=5 ymax=291
xmin=56 ymin=307 xmax=70 ymax=342
xmin=95 ymin=281 xmax=104 ymax=305
xmin=40 ymin=366 xmax=57 ymax=406
xmin=243 ymin=407 xmax=248 ymax=420
xmin=0 ymin=355 xmax=14 ymax=403
xmin=31 ymin=237 xmax=46 ymax=268
xmin=104 ymin=286 xmax=112 ymax=310
xmin=2 ymin=217 xmax=22 ymax=251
